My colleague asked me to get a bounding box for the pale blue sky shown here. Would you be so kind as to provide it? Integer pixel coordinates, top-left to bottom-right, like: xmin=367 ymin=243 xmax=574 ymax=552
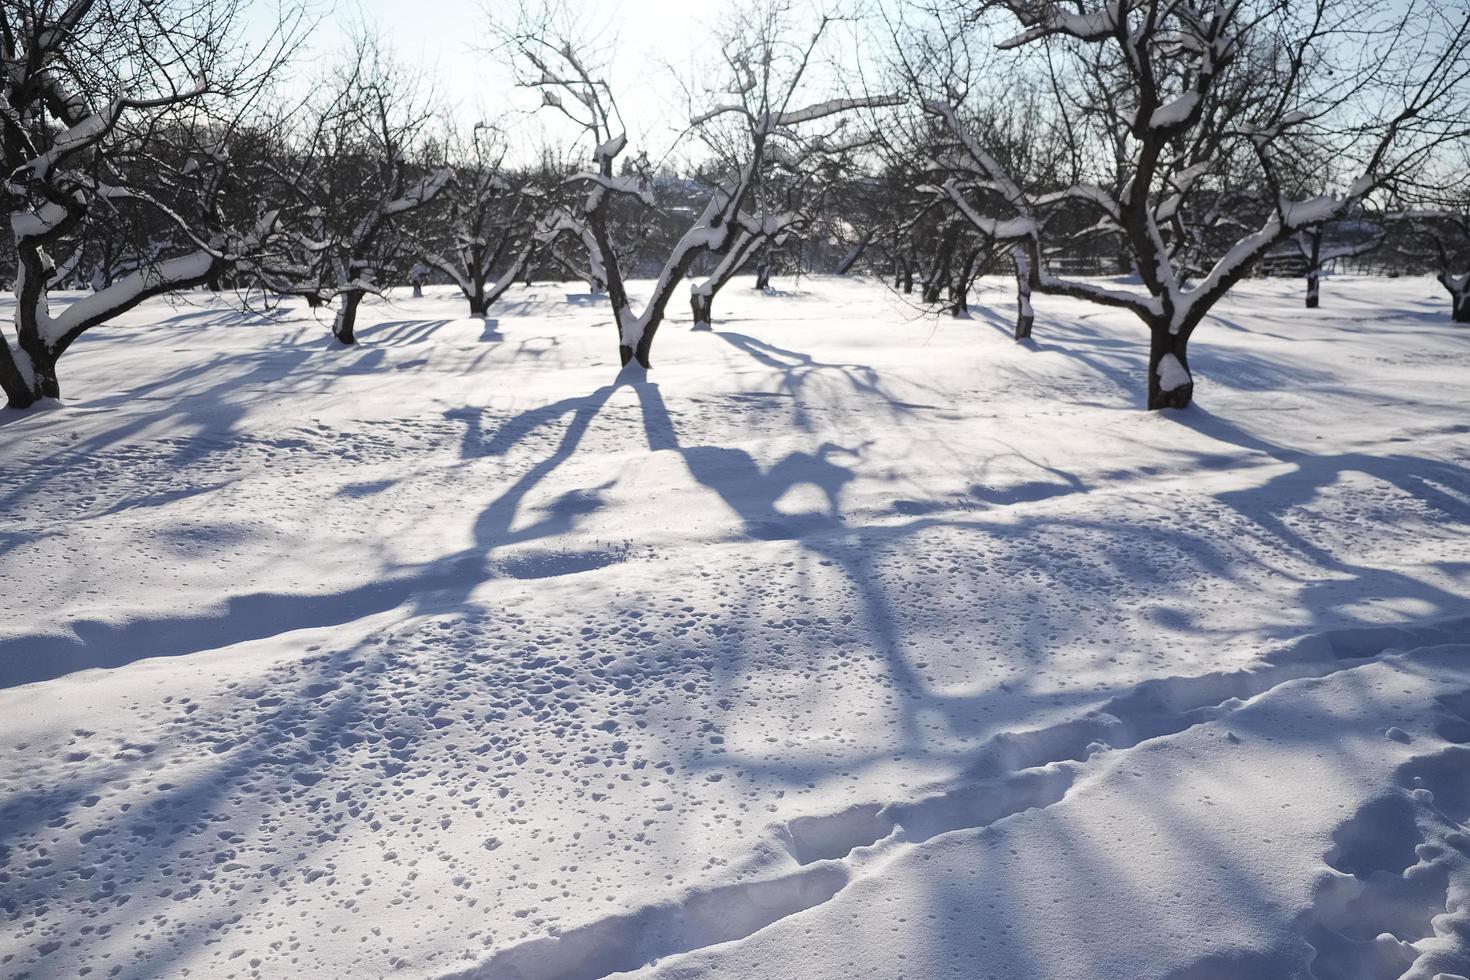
xmin=250 ymin=0 xmax=774 ymax=154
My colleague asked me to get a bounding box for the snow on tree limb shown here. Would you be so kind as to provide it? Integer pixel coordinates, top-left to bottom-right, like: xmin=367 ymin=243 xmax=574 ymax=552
xmin=759 ymin=95 xmax=904 ymax=132
xmin=995 ymin=0 xmax=1141 ymax=49
xmin=44 ymin=252 xmax=220 ymax=350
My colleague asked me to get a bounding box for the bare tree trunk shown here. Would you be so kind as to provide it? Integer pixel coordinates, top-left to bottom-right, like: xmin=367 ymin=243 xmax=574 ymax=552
xmin=631 ymin=326 xmax=658 ymax=367
xmin=468 ymin=274 xmax=491 ymax=317
xmin=834 ymin=233 xmax=870 ymax=275
xmin=1305 ymin=230 xmax=1322 ymax=308
xmin=0 ymin=340 xmax=56 ymax=408
xmin=1147 ymin=328 xmax=1193 ymax=410
xmin=894 ymin=256 xmax=915 ymax=294
xmin=948 ymin=246 xmax=983 ymax=317
xmin=0 ymin=347 xmax=31 ymax=407
xmin=333 ymin=291 xmax=364 ymax=345
xmin=691 ymin=291 xmax=713 ymax=330
xmin=753 ymin=259 xmax=772 ymax=291
xmin=1013 ymin=249 xmax=1034 ymax=341
xmin=1438 ymin=271 xmax=1470 ymax=323
xmin=922 ymin=223 xmax=960 ymax=305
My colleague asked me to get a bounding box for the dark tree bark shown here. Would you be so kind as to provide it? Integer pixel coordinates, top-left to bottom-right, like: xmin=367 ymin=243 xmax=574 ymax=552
xmin=948 ymin=246 xmax=983 ymax=317
xmin=894 ymin=255 xmax=914 ymax=293
xmin=753 ymin=258 xmax=773 ymax=291
xmin=333 ymin=290 xmax=364 ymax=345
xmin=1147 ymin=328 xmax=1194 ymax=410
xmin=1013 ymin=249 xmax=1034 ymax=341
xmin=690 ymin=291 xmax=713 ymax=329
xmin=834 ymin=232 xmax=871 ymax=275
xmin=921 ymin=222 xmax=961 ymax=304
xmin=3 ymin=247 xmax=223 ymax=408
xmin=1305 ymin=229 xmax=1322 ymax=308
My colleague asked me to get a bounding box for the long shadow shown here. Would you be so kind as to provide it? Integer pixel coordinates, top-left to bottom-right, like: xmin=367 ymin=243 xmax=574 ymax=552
xmin=635 ymin=377 xmax=854 ymax=541
xmin=0 ymin=382 xmax=625 ymax=689
xmin=1171 ymin=407 xmax=1470 ymax=621
xmin=628 ymin=376 xmax=1110 ymax=748
xmin=0 ymin=624 xmax=472 ymax=977
xmin=712 ymin=330 xmax=945 ymax=425
xmin=350 ymin=318 xmax=454 ymax=347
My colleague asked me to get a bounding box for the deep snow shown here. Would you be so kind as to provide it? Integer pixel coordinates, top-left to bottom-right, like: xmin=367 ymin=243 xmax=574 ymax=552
xmin=1 ymin=274 xmax=1468 ymax=979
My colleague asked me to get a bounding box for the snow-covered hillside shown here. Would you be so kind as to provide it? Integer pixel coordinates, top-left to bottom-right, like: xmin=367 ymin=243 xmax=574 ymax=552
xmin=2 ymin=275 xmax=1468 ymax=979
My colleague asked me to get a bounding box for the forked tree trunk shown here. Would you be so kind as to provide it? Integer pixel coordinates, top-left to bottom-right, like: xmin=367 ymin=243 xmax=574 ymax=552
xmin=619 ymin=319 xmax=662 ymax=369
xmin=333 ymin=290 xmax=364 ymax=345
xmin=949 ymin=247 xmax=983 ymax=317
xmin=1147 ymin=328 xmax=1193 ymax=410
xmin=1454 ymin=288 xmax=1470 ymax=323
xmin=922 ymin=223 xmax=961 ymax=305
xmin=468 ymin=271 xmax=493 ymax=316
xmin=1305 ymin=270 xmax=1320 ymax=308
xmin=5 ymin=248 xmax=223 ymax=408
xmin=894 ymin=257 xmax=914 ymax=294
xmin=1013 ymin=249 xmax=1034 ymax=340
xmin=753 ymin=261 xmax=772 ymax=291
xmin=629 ymin=327 xmax=658 ymax=368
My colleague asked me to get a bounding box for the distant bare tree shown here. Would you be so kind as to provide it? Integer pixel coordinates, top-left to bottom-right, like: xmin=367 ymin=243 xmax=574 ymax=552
xmin=1288 ymin=216 xmax=1387 ymax=308
xmin=1398 ymin=204 xmax=1470 ymax=322
xmin=414 ymin=124 xmax=543 ymax=317
xmin=261 ymin=34 xmax=449 ymax=344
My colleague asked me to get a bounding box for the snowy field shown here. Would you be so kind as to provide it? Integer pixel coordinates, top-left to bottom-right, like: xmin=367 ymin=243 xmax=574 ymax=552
xmin=2 ymin=274 xmax=1469 ymax=979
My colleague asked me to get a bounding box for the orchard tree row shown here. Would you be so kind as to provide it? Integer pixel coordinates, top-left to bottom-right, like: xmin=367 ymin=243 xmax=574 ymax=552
xmin=1 ymin=0 xmax=1467 ymax=412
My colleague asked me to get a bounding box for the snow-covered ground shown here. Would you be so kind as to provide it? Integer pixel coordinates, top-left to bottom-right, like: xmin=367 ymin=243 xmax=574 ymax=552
xmin=1 ymin=274 xmax=1468 ymax=979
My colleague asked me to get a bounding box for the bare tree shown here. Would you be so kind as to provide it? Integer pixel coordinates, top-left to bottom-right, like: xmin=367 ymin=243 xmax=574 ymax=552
xmin=0 ymin=0 xmax=301 ymax=409
xmin=1288 ymin=215 xmax=1387 ymax=308
xmin=414 ymin=124 xmax=542 ymax=317
xmin=260 ymin=34 xmax=449 ymax=344
xmin=1385 ymin=145 xmax=1470 ymax=322
xmin=504 ymin=1 xmax=897 ymax=368
xmin=677 ymin=8 xmax=895 ymax=329
xmin=1399 ymin=205 xmax=1470 ymax=322
xmin=923 ymin=0 xmax=1470 ymax=408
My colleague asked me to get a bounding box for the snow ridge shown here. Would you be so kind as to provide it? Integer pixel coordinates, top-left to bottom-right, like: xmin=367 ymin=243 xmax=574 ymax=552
xmin=444 ymin=615 xmax=1470 ymax=980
